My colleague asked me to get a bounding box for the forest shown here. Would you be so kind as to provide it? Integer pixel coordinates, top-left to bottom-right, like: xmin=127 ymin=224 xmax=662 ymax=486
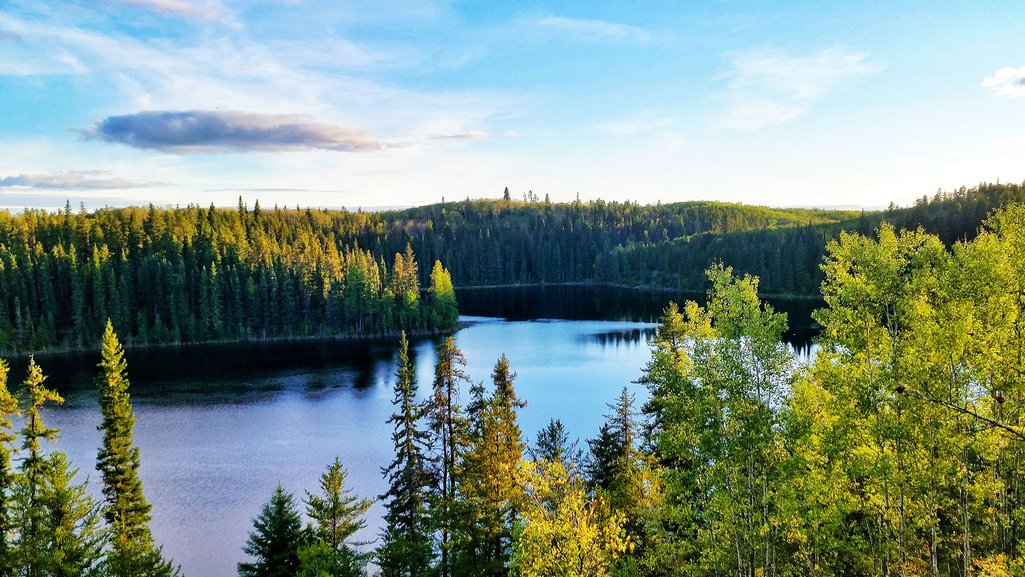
xmin=0 ymin=202 xmax=458 ymax=352
xmin=4 ymin=201 xmax=1025 ymax=576
xmin=2 ymin=181 xmax=1023 ymax=352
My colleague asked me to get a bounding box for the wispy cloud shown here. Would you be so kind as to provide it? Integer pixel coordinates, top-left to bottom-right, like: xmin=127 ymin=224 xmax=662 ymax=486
xmin=120 ymin=0 xmax=225 ymax=21
xmin=597 ymin=114 xmax=675 ymax=137
xmin=0 ymin=171 xmax=159 ymax=190
xmin=430 ymin=131 xmax=487 ymax=141
xmin=83 ymin=110 xmax=383 ymax=153
xmin=723 ymin=47 xmax=883 ymax=130
xmin=532 ymin=15 xmax=651 ymax=44
xmin=981 ymin=65 xmax=1025 ymax=98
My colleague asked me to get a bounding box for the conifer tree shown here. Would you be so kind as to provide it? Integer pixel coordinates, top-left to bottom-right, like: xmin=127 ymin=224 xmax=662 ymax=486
xmin=456 ymin=354 xmax=526 ymax=576
xmin=239 ymin=485 xmax=304 ymax=577
xmin=428 ymin=262 xmax=458 ymax=331
xmin=37 ymin=451 xmax=105 ymax=577
xmin=302 ymin=457 xmax=373 ymax=576
xmin=0 ymin=359 xmax=18 ymax=577
xmin=378 ymin=332 xmax=434 ymax=577
xmin=529 ymin=419 xmax=582 ymax=475
xmin=95 ymin=320 xmax=175 ymax=577
xmin=14 ymin=356 xmax=64 ymax=576
xmin=425 ymin=337 xmax=471 ymax=577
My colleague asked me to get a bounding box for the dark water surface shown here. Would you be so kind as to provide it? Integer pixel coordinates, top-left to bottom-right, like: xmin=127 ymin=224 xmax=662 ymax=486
xmin=20 ymin=286 xmax=817 ymax=577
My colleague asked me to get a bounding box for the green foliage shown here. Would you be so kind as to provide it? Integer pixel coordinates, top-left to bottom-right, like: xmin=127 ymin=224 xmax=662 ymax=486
xmin=529 ymin=419 xmax=583 ymax=476
xmin=511 ymin=460 xmax=631 ymax=577
xmin=453 ymin=354 xmax=526 ymax=576
xmin=303 ymin=457 xmax=373 ymax=576
xmin=378 ymin=332 xmax=434 ymax=577
xmin=0 ymin=359 xmax=18 ymax=576
xmin=0 ymin=205 xmax=457 ymax=352
xmin=425 ymin=337 xmax=472 ymax=577
xmin=239 ymin=486 xmax=306 ymax=577
xmin=95 ymin=321 xmax=176 ymax=577
xmin=15 ymin=356 xmax=64 ymax=574
xmin=34 ymin=451 xmax=106 ymax=577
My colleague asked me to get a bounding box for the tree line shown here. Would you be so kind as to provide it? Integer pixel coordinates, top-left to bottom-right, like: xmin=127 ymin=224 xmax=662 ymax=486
xmin=0 ymin=201 xmax=457 ymax=352
xmin=5 ymin=182 xmax=1022 ymax=352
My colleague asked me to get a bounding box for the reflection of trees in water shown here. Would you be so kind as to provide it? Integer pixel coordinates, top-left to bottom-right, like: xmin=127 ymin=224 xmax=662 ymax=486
xmin=591 ymin=328 xmax=655 ymax=348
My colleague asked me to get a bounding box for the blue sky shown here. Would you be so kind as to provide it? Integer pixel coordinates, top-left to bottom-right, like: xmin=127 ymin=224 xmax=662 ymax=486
xmin=1 ymin=1 xmax=1024 ymax=211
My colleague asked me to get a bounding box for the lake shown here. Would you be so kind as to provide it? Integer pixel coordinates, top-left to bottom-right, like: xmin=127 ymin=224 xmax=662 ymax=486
xmin=17 ymin=286 xmax=819 ymax=577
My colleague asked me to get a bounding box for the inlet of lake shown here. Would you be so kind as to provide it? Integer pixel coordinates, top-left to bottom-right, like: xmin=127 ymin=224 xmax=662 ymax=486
xmin=17 ymin=286 xmax=819 ymax=577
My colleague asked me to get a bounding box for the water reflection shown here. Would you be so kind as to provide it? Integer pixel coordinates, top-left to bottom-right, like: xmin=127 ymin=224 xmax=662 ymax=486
xmin=456 ymin=284 xmax=822 ymax=347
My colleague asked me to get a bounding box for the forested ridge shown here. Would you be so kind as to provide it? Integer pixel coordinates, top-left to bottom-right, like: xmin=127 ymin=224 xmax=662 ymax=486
xmin=2 ymin=181 xmax=1023 ymax=352
xmin=378 ymin=181 xmax=1025 ymax=296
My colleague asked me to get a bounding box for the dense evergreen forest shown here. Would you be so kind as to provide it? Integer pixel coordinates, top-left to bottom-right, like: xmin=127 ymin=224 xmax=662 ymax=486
xmin=0 ymin=202 xmax=458 ymax=352
xmin=376 ymin=181 xmax=1025 ymax=296
xmin=3 ymin=181 xmax=1022 ymax=351
xmin=7 ymin=203 xmax=1025 ymax=576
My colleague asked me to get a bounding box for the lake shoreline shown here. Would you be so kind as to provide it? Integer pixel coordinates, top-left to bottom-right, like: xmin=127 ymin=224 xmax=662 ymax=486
xmin=454 ymin=280 xmax=822 ymax=301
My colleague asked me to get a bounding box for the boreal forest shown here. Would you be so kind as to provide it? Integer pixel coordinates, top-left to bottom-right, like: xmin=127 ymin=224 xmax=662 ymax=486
xmin=2 ymin=182 xmax=1025 ymax=577
xmin=1 ymin=181 xmax=1023 ymax=352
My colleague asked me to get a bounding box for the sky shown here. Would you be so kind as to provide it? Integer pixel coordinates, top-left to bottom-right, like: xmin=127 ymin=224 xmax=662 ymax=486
xmin=1 ymin=1 xmax=1024 ymax=212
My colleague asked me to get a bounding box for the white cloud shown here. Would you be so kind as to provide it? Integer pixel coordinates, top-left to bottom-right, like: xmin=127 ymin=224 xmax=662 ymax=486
xmin=981 ymin=65 xmax=1025 ymax=98
xmin=0 ymin=171 xmax=160 ymax=189
xmin=723 ymin=47 xmax=884 ymax=130
xmin=532 ymin=15 xmax=651 ymax=44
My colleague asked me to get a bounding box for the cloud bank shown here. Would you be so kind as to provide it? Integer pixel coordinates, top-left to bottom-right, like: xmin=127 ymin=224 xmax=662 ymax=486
xmin=84 ymin=110 xmax=383 ymax=153
xmin=981 ymin=65 xmax=1025 ymax=98
xmin=0 ymin=172 xmax=157 ymax=190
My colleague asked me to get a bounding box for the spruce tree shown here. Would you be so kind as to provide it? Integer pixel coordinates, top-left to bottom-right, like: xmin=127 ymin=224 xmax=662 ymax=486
xmin=302 ymin=457 xmax=372 ymax=576
xmin=529 ymin=418 xmax=582 ymax=475
xmin=456 ymin=354 xmax=526 ymax=576
xmin=37 ymin=451 xmax=105 ymax=577
xmin=425 ymin=337 xmax=470 ymax=577
xmin=95 ymin=321 xmax=175 ymax=577
xmin=0 ymin=359 xmax=18 ymax=577
xmin=15 ymin=356 xmax=64 ymax=576
xmin=378 ymin=332 xmax=434 ymax=577
xmin=238 ymin=485 xmax=305 ymax=577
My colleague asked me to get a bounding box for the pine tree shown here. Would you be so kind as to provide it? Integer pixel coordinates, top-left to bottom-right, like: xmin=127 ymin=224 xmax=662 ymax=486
xmin=95 ymin=321 xmax=175 ymax=577
xmin=0 ymin=359 xmax=18 ymax=577
xmin=456 ymin=354 xmax=526 ymax=576
xmin=425 ymin=337 xmax=470 ymax=577
xmin=239 ymin=485 xmax=305 ymax=577
xmin=15 ymin=356 xmax=64 ymax=576
xmin=302 ymin=457 xmax=373 ymax=576
xmin=378 ymin=332 xmax=434 ymax=577
xmin=528 ymin=419 xmax=582 ymax=475
xmin=37 ymin=451 xmax=105 ymax=577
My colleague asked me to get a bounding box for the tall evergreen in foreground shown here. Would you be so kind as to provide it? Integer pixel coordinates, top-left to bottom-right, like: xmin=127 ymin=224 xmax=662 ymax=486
xmin=378 ymin=332 xmax=434 ymax=577
xmin=425 ymin=337 xmax=471 ymax=577
xmin=95 ymin=321 xmax=175 ymax=577
xmin=15 ymin=357 xmax=64 ymax=576
xmin=0 ymin=360 xmax=17 ymax=577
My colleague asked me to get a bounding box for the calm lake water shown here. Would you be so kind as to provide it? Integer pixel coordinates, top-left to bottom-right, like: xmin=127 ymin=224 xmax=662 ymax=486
xmin=18 ymin=286 xmax=819 ymax=577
